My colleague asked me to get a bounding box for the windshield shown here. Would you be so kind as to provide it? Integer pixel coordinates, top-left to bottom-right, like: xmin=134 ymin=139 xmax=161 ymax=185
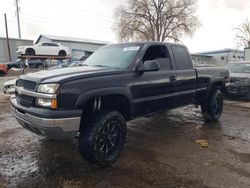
xmin=84 ymin=44 xmax=141 ymax=69
xmin=228 ymin=63 xmax=250 ymax=73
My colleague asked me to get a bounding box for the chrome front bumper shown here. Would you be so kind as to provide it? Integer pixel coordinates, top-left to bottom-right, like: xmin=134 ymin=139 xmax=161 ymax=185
xmin=11 ymin=98 xmax=81 ymax=140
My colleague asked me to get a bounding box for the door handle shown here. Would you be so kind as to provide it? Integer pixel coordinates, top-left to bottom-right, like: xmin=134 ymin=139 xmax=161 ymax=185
xmin=169 ymin=75 xmax=176 ymax=81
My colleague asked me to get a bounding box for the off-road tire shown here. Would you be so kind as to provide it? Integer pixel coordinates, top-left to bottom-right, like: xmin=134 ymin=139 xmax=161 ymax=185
xmin=201 ymin=89 xmax=223 ymax=122
xmin=79 ymin=110 xmax=127 ymax=167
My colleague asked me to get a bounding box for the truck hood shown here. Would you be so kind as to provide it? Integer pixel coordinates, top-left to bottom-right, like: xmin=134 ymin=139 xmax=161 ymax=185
xmin=230 ymin=73 xmax=250 ymax=84
xmin=230 ymin=72 xmax=250 ymax=79
xmin=20 ymin=66 xmax=124 ymax=84
xmin=3 ymin=78 xmax=17 ymax=86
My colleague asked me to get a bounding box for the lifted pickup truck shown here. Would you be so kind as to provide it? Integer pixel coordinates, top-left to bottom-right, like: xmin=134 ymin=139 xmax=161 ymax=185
xmin=11 ymin=42 xmax=229 ymax=166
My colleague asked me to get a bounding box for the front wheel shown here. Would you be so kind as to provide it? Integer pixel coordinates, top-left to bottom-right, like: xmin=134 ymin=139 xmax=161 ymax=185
xmin=25 ymin=48 xmax=35 ymax=56
xmin=79 ymin=110 xmax=127 ymax=167
xmin=201 ymin=90 xmax=223 ymax=122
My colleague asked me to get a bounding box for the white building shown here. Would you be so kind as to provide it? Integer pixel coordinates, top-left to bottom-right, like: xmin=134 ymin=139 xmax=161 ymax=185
xmin=192 ymin=49 xmax=244 ymax=66
xmin=244 ymin=48 xmax=250 ymax=60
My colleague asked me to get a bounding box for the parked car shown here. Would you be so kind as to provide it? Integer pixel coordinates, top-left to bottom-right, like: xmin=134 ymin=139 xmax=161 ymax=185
xmin=16 ymin=42 xmax=71 ymax=57
xmin=3 ymin=78 xmax=17 ymax=95
xmin=0 ymin=63 xmax=8 ymax=76
xmin=11 ymin=42 xmax=229 ymax=167
xmin=226 ymin=61 xmax=250 ymax=99
xmin=7 ymin=59 xmax=48 ymax=69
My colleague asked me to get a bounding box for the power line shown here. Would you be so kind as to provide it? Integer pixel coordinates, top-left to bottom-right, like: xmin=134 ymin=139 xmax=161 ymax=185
xmin=20 ymin=15 xmax=113 ymax=34
xmin=20 ymin=12 xmax=114 ymax=29
xmin=32 ymin=0 xmax=114 ymax=21
xmin=21 ymin=0 xmax=114 ymax=23
xmin=19 ymin=17 xmax=114 ymax=38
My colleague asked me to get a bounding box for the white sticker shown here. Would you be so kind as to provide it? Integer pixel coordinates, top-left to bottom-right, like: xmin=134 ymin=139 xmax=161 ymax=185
xmin=123 ymin=46 xmax=140 ymax=51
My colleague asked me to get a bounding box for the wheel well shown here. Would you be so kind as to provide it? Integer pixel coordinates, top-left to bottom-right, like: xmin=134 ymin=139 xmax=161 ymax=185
xmin=26 ymin=48 xmax=34 ymax=52
xmin=59 ymin=50 xmax=66 ymax=54
xmin=211 ymin=81 xmax=224 ymax=92
xmin=81 ymin=94 xmax=131 ymax=121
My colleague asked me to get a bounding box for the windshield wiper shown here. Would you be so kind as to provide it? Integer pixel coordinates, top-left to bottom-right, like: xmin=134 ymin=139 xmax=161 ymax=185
xmin=93 ymin=65 xmax=110 ymax=68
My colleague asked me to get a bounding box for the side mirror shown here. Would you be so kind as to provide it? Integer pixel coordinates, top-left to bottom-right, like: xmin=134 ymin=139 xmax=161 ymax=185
xmin=137 ymin=60 xmax=160 ymax=72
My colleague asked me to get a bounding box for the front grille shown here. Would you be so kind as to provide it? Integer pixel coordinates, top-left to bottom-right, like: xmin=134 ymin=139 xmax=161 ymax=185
xmin=16 ymin=94 xmax=35 ymax=107
xmin=16 ymin=79 xmax=37 ymax=91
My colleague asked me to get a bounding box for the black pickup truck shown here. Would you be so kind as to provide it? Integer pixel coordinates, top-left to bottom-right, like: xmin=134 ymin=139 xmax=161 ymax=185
xmin=11 ymin=42 xmax=229 ymax=166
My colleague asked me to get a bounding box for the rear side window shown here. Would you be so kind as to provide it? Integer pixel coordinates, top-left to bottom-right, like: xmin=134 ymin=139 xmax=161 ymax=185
xmin=171 ymin=46 xmax=191 ymax=70
xmin=48 ymin=43 xmax=59 ymax=47
xmin=41 ymin=43 xmax=49 ymax=46
xmin=143 ymin=45 xmax=172 ymax=70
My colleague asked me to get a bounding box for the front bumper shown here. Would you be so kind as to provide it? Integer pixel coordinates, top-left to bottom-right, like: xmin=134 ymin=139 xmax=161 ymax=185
xmin=16 ymin=49 xmax=25 ymax=55
xmin=11 ymin=96 xmax=82 ymax=140
xmin=3 ymin=86 xmax=15 ymax=95
xmin=226 ymin=83 xmax=250 ymax=97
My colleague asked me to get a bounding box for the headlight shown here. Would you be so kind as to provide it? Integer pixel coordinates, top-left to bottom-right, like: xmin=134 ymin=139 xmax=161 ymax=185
xmin=37 ymin=84 xmax=59 ymax=94
xmin=36 ymin=98 xmax=57 ymax=109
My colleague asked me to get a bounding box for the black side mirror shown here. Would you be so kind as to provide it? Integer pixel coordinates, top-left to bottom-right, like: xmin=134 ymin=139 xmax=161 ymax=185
xmin=137 ymin=60 xmax=160 ymax=72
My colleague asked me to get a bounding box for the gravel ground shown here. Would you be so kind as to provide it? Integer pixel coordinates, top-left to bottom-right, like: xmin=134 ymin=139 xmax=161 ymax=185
xmin=0 ymin=94 xmax=250 ymax=188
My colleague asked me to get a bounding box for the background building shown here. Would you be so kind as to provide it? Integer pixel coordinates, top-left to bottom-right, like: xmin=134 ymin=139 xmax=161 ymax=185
xmin=192 ymin=49 xmax=244 ymax=66
xmin=191 ymin=54 xmax=213 ymax=65
xmin=0 ymin=37 xmax=33 ymax=62
xmin=35 ymin=34 xmax=109 ymax=59
xmin=245 ymin=48 xmax=250 ymax=60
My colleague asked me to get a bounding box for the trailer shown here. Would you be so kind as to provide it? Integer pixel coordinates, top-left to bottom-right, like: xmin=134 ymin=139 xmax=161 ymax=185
xmin=17 ymin=55 xmax=71 ymax=74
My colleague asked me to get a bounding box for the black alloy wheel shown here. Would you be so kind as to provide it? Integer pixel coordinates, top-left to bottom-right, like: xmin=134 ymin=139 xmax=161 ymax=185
xmin=79 ymin=110 xmax=127 ymax=167
xmin=201 ymin=89 xmax=223 ymax=121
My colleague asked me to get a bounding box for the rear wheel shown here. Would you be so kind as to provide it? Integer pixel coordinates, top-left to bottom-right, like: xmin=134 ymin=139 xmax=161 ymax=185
xmin=79 ymin=110 xmax=127 ymax=167
xmin=25 ymin=48 xmax=35 ymax=56
xmin=58 ymin=50 xmax=66 ymax=57
xmin=201 ymin=89 xmax=223 ymax=122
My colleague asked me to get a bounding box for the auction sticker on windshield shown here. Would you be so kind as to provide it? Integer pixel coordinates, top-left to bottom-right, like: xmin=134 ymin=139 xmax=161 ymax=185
xmin=123 ymin=46 xmax=140 ymax=51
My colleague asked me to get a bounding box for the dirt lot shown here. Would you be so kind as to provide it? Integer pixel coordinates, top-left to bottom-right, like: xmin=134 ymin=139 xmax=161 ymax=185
xmin=0 ymin=92 xmax=250 ymax=188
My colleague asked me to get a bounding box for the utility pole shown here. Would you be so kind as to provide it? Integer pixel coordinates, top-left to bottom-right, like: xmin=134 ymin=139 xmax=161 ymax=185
xmin=15 ymin=0 xmax=21 ymax=39
xmin=4 ymin=13 xmax=12 ymax=62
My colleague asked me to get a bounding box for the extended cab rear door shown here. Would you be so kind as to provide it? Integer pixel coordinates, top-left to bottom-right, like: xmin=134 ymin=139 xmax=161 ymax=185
xmin=169 ymin=45 xmax=196 ymax=106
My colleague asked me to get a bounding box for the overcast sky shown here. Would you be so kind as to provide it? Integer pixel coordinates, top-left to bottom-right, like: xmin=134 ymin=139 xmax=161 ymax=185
xmin=0 ymin=0 xmax=250 ymax=53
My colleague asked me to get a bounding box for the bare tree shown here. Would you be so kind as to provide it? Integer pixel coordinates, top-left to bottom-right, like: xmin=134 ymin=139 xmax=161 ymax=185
xmin=113 ymin=0 xmax=200 ymax=42
xmin=234 ymin=19 xmax=250 ymax=48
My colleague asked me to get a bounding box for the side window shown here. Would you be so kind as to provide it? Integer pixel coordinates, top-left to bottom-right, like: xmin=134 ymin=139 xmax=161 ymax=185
xmin=143 ymin=45 xmax=172 ymax=70
xmin=171 ymin=46 xmax=192 ymax=70
xmin=41 ymin=43 xmax=49 ymax=46
xmin=48 ymin=43 xmax=58 ymax=47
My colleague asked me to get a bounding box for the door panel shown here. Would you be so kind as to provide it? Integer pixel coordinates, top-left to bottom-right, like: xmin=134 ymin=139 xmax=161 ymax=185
xmin=131 ymin=45 xmax=178 ymax=116
xmin=170 ymin=45 xmax=197 ymax=105
xmin=174 ymin=69 xmax=196 ymax=105
xmin=132 ymin=70 xmax=176 ymax=116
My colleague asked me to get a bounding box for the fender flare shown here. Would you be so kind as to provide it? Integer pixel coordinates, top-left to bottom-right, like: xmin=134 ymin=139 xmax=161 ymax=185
xmin=75 ymin=87 xmax=134 ymax=113
xmin=205 ymin=77 xmax=225 ymax=99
